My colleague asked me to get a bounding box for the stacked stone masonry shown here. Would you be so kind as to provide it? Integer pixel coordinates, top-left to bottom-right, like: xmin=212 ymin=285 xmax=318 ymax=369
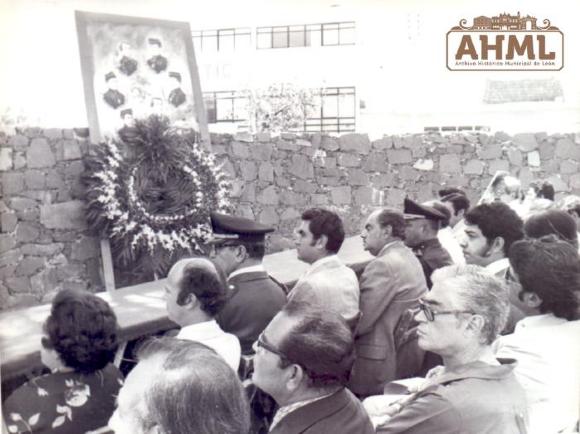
xmin=1 ymin=127 xmax=579 ymax=309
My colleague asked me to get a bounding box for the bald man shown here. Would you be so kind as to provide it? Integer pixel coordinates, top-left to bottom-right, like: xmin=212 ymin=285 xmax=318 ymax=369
xmin=164 ymin=258 xmax=241 ymax=371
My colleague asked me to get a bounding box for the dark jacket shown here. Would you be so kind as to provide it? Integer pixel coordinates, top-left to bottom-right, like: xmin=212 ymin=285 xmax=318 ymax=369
xmin=216 ymin=270 xmax=286 ymax=355
xmin=350 ymin=240 xmax=427 ymax=396
xmin=412 ymin=238 xmax=453 ymax=288
xmin=270 ymin=388 xmax=375 ymax=434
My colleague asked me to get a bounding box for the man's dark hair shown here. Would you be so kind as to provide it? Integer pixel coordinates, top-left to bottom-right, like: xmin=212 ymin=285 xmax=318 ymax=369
xmin=376 ymin=208 xmax=406 ymax=239
xmin=441 ymin=193 xmax=471 ymax=215
xmin=536 ymin=181 xmax=555 ymax=201
xmin=44 ymin=289 xmax=118 ymax=374
xmin=176 ymin=260 xmax=228 ymax=317
xmin=301 ymin=208 xmax=345 ymax=254
xmin=136 ymin=338 xmax=250 ymax=434
xmin=464 ymin=202 xmax=524 ymax=256
xmin=509 ymin=236 xmax=580 ymax=320
xmin=277 ymin=300 xmax=355 ymax=388
xmin=438 ymin=187 xmax=466 ymax=197
xmin=524 ymin=209 xmax=578 ymax=249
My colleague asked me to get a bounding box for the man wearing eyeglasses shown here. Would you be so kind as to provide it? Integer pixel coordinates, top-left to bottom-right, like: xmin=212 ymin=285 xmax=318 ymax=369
xmin=367 ymin=265 xmax=528 ymax=434
xmin=209 ymin=212 xmax=287 ymax=355
xmin=252 ymin=299 xmax=374 ymax=434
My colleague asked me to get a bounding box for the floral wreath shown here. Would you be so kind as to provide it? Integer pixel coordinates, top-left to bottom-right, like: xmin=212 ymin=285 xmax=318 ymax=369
xmin=83 ymin=115 xmax=231 ymax=278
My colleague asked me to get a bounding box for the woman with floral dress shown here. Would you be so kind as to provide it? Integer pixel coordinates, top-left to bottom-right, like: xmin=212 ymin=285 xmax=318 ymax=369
xmin=3 ymin=289 xmax=123 ymax=433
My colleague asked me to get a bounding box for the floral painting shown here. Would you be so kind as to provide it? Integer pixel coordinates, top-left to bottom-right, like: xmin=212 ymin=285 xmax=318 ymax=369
xmin=75 ymin=11 xmax=209 ymax=143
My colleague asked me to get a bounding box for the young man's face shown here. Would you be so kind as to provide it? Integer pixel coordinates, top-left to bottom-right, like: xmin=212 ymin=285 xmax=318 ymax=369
xmin=294 ymin=220 xmax=320 ymax=264
xmin=460 ymin=223 xmax=494 ymax=266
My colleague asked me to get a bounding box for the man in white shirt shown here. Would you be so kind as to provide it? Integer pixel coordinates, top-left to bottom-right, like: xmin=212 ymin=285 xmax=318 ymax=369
xmin=439 ymin=191 xmax=471 ymax=264
xmin=460 ymin=202 xmax=524 ymax=333
xmin=496 ymin=237 xmax=580 ymax=434
xmin=287 ymin=208 xmax=360 ymax=327
xmin=165 ymin=257 xmax=241 ymax=371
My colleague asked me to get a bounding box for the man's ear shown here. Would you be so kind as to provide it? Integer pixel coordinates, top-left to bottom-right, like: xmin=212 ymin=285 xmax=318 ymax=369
xmin=383 ymin=224 xmax=393 ymax=238
xmin=287 ymin=364 xmax=306 ymax=392
xmin=519 ymin=291 xmax=543 ymax=309
xmin=457 ymin=209 xmax=465 ymax=220
xmin=465 ymin=314 xmax=485 ymax=336
xmin=234 ymin=244 xmax=248 ymax=262
xmin=316 ymin=234 xmax=329 ymax=251
xmin=183 ymin=293 xmax=198 ymax=310
xmin=488 ymin=236 xmax=505 ymax=256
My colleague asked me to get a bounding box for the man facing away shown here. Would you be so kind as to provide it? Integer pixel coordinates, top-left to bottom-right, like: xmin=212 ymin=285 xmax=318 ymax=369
xmin=164 ymin=257 xmax=240 ymax=371
xmin=252 ymin=299 xmax=374 ymax=434
xmin=460 ymin=201 xmax=524 ymax=333
xmin=108 ymin=337 xmax=250 ymax=434
xmin=209 ymin=212 xmax=287 ymax=355
xmin=349 ymin=208 xmax=428 ymax=397
xmin=287 ymin=208 xmax=360 ymax=326
xmin=366 ymin=265 xmax=528 ymax=434
xmin=403 ymin=198 xmax=453 ymax=288
xmin=496 ymin=236 xmax=580 ymax=434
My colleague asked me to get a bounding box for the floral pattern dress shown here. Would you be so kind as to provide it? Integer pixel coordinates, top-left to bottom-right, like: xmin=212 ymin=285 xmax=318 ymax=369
xmin=3 ymin=364 xmax=123 ymax=434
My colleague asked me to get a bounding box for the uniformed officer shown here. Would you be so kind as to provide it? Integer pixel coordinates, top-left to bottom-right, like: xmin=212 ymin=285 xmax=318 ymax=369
xmin=208 ymin=212 xmax=287 ymax=356
xmin=403 ymin=198 xmax=453 ymax=288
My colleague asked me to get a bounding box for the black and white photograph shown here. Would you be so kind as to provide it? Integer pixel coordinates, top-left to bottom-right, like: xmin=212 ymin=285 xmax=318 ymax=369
xmin=1 ymin=0 xmax=579 ymax=433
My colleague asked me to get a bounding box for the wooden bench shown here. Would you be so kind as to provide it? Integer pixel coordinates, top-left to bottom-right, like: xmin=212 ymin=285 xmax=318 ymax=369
xmin=0 ymin=236 xmax=372 ymax=382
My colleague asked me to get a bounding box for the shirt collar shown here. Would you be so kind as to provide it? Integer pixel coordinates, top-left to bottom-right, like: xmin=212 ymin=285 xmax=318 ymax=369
xmin=176 ymin=320 xmax=222 ymax=341
xmin=305 ymin=254 xmax=339 ymax=276
xmin=228 ymin=264 xmax=265 ymax=279
xmin=515 ymin=313 xmax=568 ymax=331
xmin=485 ymin=257 xmax=510 ymax=275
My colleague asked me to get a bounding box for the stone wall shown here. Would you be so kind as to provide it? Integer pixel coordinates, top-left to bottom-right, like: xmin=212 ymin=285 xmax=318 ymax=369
xmin=212 ymin=130 xmax=580 ymax=251
xmin=0 ymin=128 xmax=101 ymax=309
xmin=2 ymin=128 xmax=580 ymax=309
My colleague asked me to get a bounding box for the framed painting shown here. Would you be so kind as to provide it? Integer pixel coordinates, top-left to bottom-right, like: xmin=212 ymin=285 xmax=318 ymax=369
xmin=75 ymin=10 xmax=210 ymax=148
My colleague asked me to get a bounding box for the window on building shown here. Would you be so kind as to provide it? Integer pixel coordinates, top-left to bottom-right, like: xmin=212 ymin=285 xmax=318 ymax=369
xmin=203 ymin=91 xmax=250 ymax=123
xmin=192 ymin=28 xmax=251 ymax=52
xmin=256 ymin=21 xmax=355 ymax=49
xmin=305 ymin=87 xmax=356 ymax=133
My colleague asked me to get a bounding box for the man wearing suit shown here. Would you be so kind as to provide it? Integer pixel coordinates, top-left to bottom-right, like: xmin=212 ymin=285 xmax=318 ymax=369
xmin=209 ymin=212 xmax=286 ymax=355
xmin=287 ymin=208 xmax=360 ymax=325
xmin=252 ymin=299 xmax=374 ymax=434
xmin=349 ymin=208 xmax=428 ymax=397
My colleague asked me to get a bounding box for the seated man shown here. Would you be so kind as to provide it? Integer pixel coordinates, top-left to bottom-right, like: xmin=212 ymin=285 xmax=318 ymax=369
xmin=496 ymin=236 xmax=580 ymax=434
xmin=350 ymin=208 xmax=427 ymax=397
xmin=461 ymin=201 xmax=524 ymax=333
xmin=165 ymin=257 xmax=241 ymax=371
xmin=403 ymin=198 xmax=453 ymax=288
xmin=209 ymin=212 xmax=287 ymax=355
xmin=288 ymin=208 xmax=360 ymax=325
xmin=367 ymin=265 xmax=528 ymax=434
xmin=252 ymin=299 xmax=374 ymax=434
xmin=109 ymin=337 xmax=250 ymax=434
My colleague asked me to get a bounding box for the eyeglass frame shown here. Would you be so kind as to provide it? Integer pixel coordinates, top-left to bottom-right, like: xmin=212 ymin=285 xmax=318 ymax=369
xmin=255 ymin=332 xmax=289 ymax=361
xmin=418 ymin=299 xmax=476 ymax=322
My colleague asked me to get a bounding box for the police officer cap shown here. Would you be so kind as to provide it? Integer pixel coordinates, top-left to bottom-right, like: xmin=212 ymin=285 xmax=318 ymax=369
xmin=403 ymin=197 xmax=447 ymax=221
xmin=209 ymin=212 xmax=274 ymax=244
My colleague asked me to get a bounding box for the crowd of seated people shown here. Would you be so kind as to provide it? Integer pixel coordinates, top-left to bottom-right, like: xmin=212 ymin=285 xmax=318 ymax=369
xmin=3 ymin=175 xmax=580 ymax=434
